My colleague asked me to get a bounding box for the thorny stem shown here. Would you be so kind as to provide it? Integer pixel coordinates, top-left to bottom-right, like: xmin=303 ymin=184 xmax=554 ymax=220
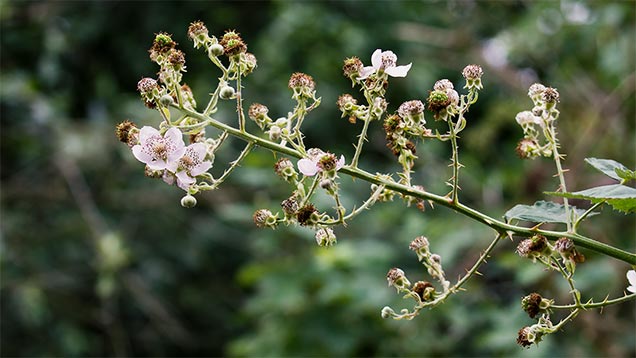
xmin=448 ymin=118 xmax=460 ymax=204
xmin=236 ymin=66 xmax=246 ymax=132
xmin=552 ymin=293 xmax=636 ymax=309
xmin=177 ymin=107 xmax=636 ymax=265
xmin=547 ymin=123 xmax=572 ymax=232
xmin=210 ymin=141 xmax=255 ymax=189
xmin=351 ymin=113 xmax=373 ymax=168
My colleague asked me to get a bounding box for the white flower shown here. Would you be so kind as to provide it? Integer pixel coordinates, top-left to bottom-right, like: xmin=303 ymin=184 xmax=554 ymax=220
xmin=132 ymin=126 xmax=185 ymax=170
xmin=297 ymin=148 xmax=345 ymax=177
xmin=515 ymin=111 xmax=542 ymax=126
xmin=358 ymin=49 xmax=412 ymax=80
xmin=627 ymin=270 xmax=636 ymax=293
xmin=173 ymin=143 xmax=213 ymax=190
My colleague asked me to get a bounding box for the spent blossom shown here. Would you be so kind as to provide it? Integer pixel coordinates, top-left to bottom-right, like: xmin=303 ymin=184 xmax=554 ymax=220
xmin=358 ymin=49 xmax=412 ymax=80
xmin=132 ymin=126 xmax=185 ymax=171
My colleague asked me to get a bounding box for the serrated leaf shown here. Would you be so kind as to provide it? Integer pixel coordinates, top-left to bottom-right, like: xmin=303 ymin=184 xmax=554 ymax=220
xmin=547 ymin=184 xmax=636 ymax=214
xmin=584 ymin=158 xmax=629 ymax=181
xmin=504 ymin=200 xmax=592 ymax=224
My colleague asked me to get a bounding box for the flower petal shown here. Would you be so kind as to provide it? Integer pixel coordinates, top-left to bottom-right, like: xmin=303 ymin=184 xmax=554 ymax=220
xmin=385 ymin=63 xmax=412 ymax=78
xmin=357 ymin=66 xmax=376 ymax=80
xmin=628 ymin=270 xmax=636 ymax=285
xmin=176 ymin=171 xmax=196 ymax=190
xmin=138 ymin=126 xmax=160 ymax=143
xmin=190 ymin=161 xmax=212 ymax=177
xmin=336 ymin=155 xmax=345 ymax=170
xmin=298 ymin=158 xmax=319 ymax=176
xmin=370 ymin=49 xmax=382 ymax=69
xmin=132 ymin=144 xmax=152 ymax=164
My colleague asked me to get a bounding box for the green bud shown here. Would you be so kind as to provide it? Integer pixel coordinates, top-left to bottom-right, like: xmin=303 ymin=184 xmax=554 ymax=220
xmin=181 ymin=194 xmax=197 ymax=208
xmin=220 ymin=86 xmax=235 ymax=99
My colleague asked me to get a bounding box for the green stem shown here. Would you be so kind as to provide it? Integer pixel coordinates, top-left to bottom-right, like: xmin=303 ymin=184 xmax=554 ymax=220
xmin=351 ymin=115 xmax=372 ymax=168
xmin=552 ymin=293 xmax=636 ymax=309
xmin=177 ymin=107 xmax=636 ymax=265
xmin=448 ymin=118 xmax=460 ymax=204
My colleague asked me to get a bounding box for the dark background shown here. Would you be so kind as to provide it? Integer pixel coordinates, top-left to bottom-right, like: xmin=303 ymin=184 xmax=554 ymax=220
xmin=2 ymin=1 xmax=635 ymax=356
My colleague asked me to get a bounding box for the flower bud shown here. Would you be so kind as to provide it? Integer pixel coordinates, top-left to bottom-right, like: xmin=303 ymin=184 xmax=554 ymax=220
xmin=315 ymin=227 xmax=337 ymax=247
xmin=381 ymin=306 xmax=395 ymax=319
xmin=461 ymin=64 xmax=484 ymax=90
xmin=387 ymin=267 xmax=411 ymax=292
xmin=180 ymin=194 xmax=197 ymax=208
xmin=220 ymin=85 xmax=235 ymax=99
xmin=253 ymin=209 xmax=278 ymax=228
xmin=267 ymin=125 xmax=281 ymax=141
xmin=209 ymin=43 xmax=224 ymax=57
xmin=159 ymin=94 xmax=174 ymax=107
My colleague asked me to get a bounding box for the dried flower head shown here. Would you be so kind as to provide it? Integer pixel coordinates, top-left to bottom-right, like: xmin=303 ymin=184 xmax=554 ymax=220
xmin=516 ymin=235 xmax=550 ymax=259
xmin=274 ymin=157 xmax=297 ymax=181
xmin=427 ymin=90 xmax=451 ymax=113
xmin=412 ymin=281 xmax=435 ymax=302
xmin=398 ymin=100 xmax=425 ymax=123
xmin=288 ymin=72 xmax=315 ymax=90
xmin=220 ymin=30 xmax=247 ymax=56
xmin=386 ymin=267 xmax=410 ymax=289
xmin=296 ymin=204 xmax=319 ymax=226
xmin=115 ymin=120 xmax=138 ymax=146
xmin=342 ymin=56 xmax=363 ymax=79
xmin=281 ymin=196 xmax=299 ymax=217
xmin=253 ymin=209 xmax=277 ymax=228
xmin=517 ymin=326 xmax=536 ymax=348
xmin=434 ymin=79 xmax=454 ymax=91
xmin=515 ymin=138 xmax=541 ymax=159
xmin=462 ymin=64 xmax=483 ymax=80
xmin=542 ymin=87 xmax=560 ymax=104
xmin=167 ymin=49 xmax=186 ymax=71
xmin=149 ymin=32 xmax=177 ymax=61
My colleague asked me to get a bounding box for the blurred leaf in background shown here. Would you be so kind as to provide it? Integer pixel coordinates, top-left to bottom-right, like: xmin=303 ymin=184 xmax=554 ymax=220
xmin=1 ymin=1 xmax=634 ymax=357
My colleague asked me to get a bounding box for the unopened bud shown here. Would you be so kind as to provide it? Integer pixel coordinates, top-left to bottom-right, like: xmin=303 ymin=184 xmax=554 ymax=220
xmin=220 ymin=86 xmax=235 ymax=99
xmin=180 ymin=194 xmax=197 ymax=208
xmin=159 ymin=94 xmax=174 ymax=107
xmin=209 ymin=43 xmax=224 ymax=57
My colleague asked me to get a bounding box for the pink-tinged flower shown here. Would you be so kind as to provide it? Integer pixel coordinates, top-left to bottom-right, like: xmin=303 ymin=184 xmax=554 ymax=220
xmin=627 ymin=270 xmax=636 ymax=293
xmin=132 ymin=126 xmax=185 ymax=170
xmin=297 ymin=148 xmax=345 ymax=177
xmin=358 ymin=49 xmax=412 ymax=80
xmin=174 ymin=143 xmax=212 ymax=190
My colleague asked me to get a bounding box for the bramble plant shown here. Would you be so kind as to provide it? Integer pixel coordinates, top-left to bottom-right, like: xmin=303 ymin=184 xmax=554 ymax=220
xmin=116 ymin=21 xmax=636 ymax=348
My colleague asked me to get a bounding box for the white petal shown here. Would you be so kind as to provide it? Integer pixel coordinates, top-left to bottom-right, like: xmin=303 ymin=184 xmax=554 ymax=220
xmin=165 ymin=160 xmax=178 ymax=173
xmin=176 ymin=171 xmax=195 ymax=190
xmin=628 ymin=286 xmax=636 ymax=293
xmin=146 ymin=159 xmax=167 ymax=171
xmin=370 ymin=49 xmax=383 ymax=69
xmin=357 ymin=66 xmax=376 ymax=80
xmin=385 ymin=63 xmax=412 ymax=78
xmin=336 ymin=155 xmax=345 ymax=170
xmin=189 ymin=143 xmax=208 ymax=158
xmin=628 ymin=270 xmax=636 ymax=285
xmin=132 ymin=145 xmax=152 ymax=164
xmin=190 ymin=161 xmax=212 ymax=177
xmin=138 ymin=126 xmax=160 ymax=143
xmin=298 ymin=158 xmax=319 ymax=176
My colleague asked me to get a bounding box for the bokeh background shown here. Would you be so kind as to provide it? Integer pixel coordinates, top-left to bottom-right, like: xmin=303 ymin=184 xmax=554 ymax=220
xmin=2 ymin=1 xmax=635 ymax=356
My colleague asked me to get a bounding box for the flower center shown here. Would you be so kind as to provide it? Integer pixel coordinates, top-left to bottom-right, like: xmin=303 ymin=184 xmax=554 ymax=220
xmin=380 ymin=53 xmax=397 ymax=69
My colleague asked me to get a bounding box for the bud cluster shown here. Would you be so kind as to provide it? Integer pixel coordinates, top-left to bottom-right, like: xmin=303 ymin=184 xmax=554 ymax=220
xmin=409 ymin=236 xmax=449 ymax=291
xmin=514 ymin=83 xmax=561 ymax=159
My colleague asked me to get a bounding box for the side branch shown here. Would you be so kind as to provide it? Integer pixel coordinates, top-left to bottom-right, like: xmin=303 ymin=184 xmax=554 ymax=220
xmin=180 ymin=107 xmax=636 ymax=265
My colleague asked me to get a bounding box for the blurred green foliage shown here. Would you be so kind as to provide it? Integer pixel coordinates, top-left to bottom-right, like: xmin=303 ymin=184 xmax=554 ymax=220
xmin=1 ymin=1 xmax=634 ymax=357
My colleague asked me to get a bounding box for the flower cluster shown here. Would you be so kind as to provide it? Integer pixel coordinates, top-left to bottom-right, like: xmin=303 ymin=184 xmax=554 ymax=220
xmin=129 ymin=126 xmax=212 ymax=192
xmin=514 ymin=83 xmax=561 ymax=159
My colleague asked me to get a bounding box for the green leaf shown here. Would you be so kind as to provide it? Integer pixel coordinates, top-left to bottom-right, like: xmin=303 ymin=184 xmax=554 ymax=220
xmin=584 ymin=158 xmax=629 ymax=181
xmin=504 ymin=200 xmax=592 ymax=224
xmin=615 ymin=168 xmax=636 ymax=182
xmin=547 ymin=184 xmax=636 ymax=214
